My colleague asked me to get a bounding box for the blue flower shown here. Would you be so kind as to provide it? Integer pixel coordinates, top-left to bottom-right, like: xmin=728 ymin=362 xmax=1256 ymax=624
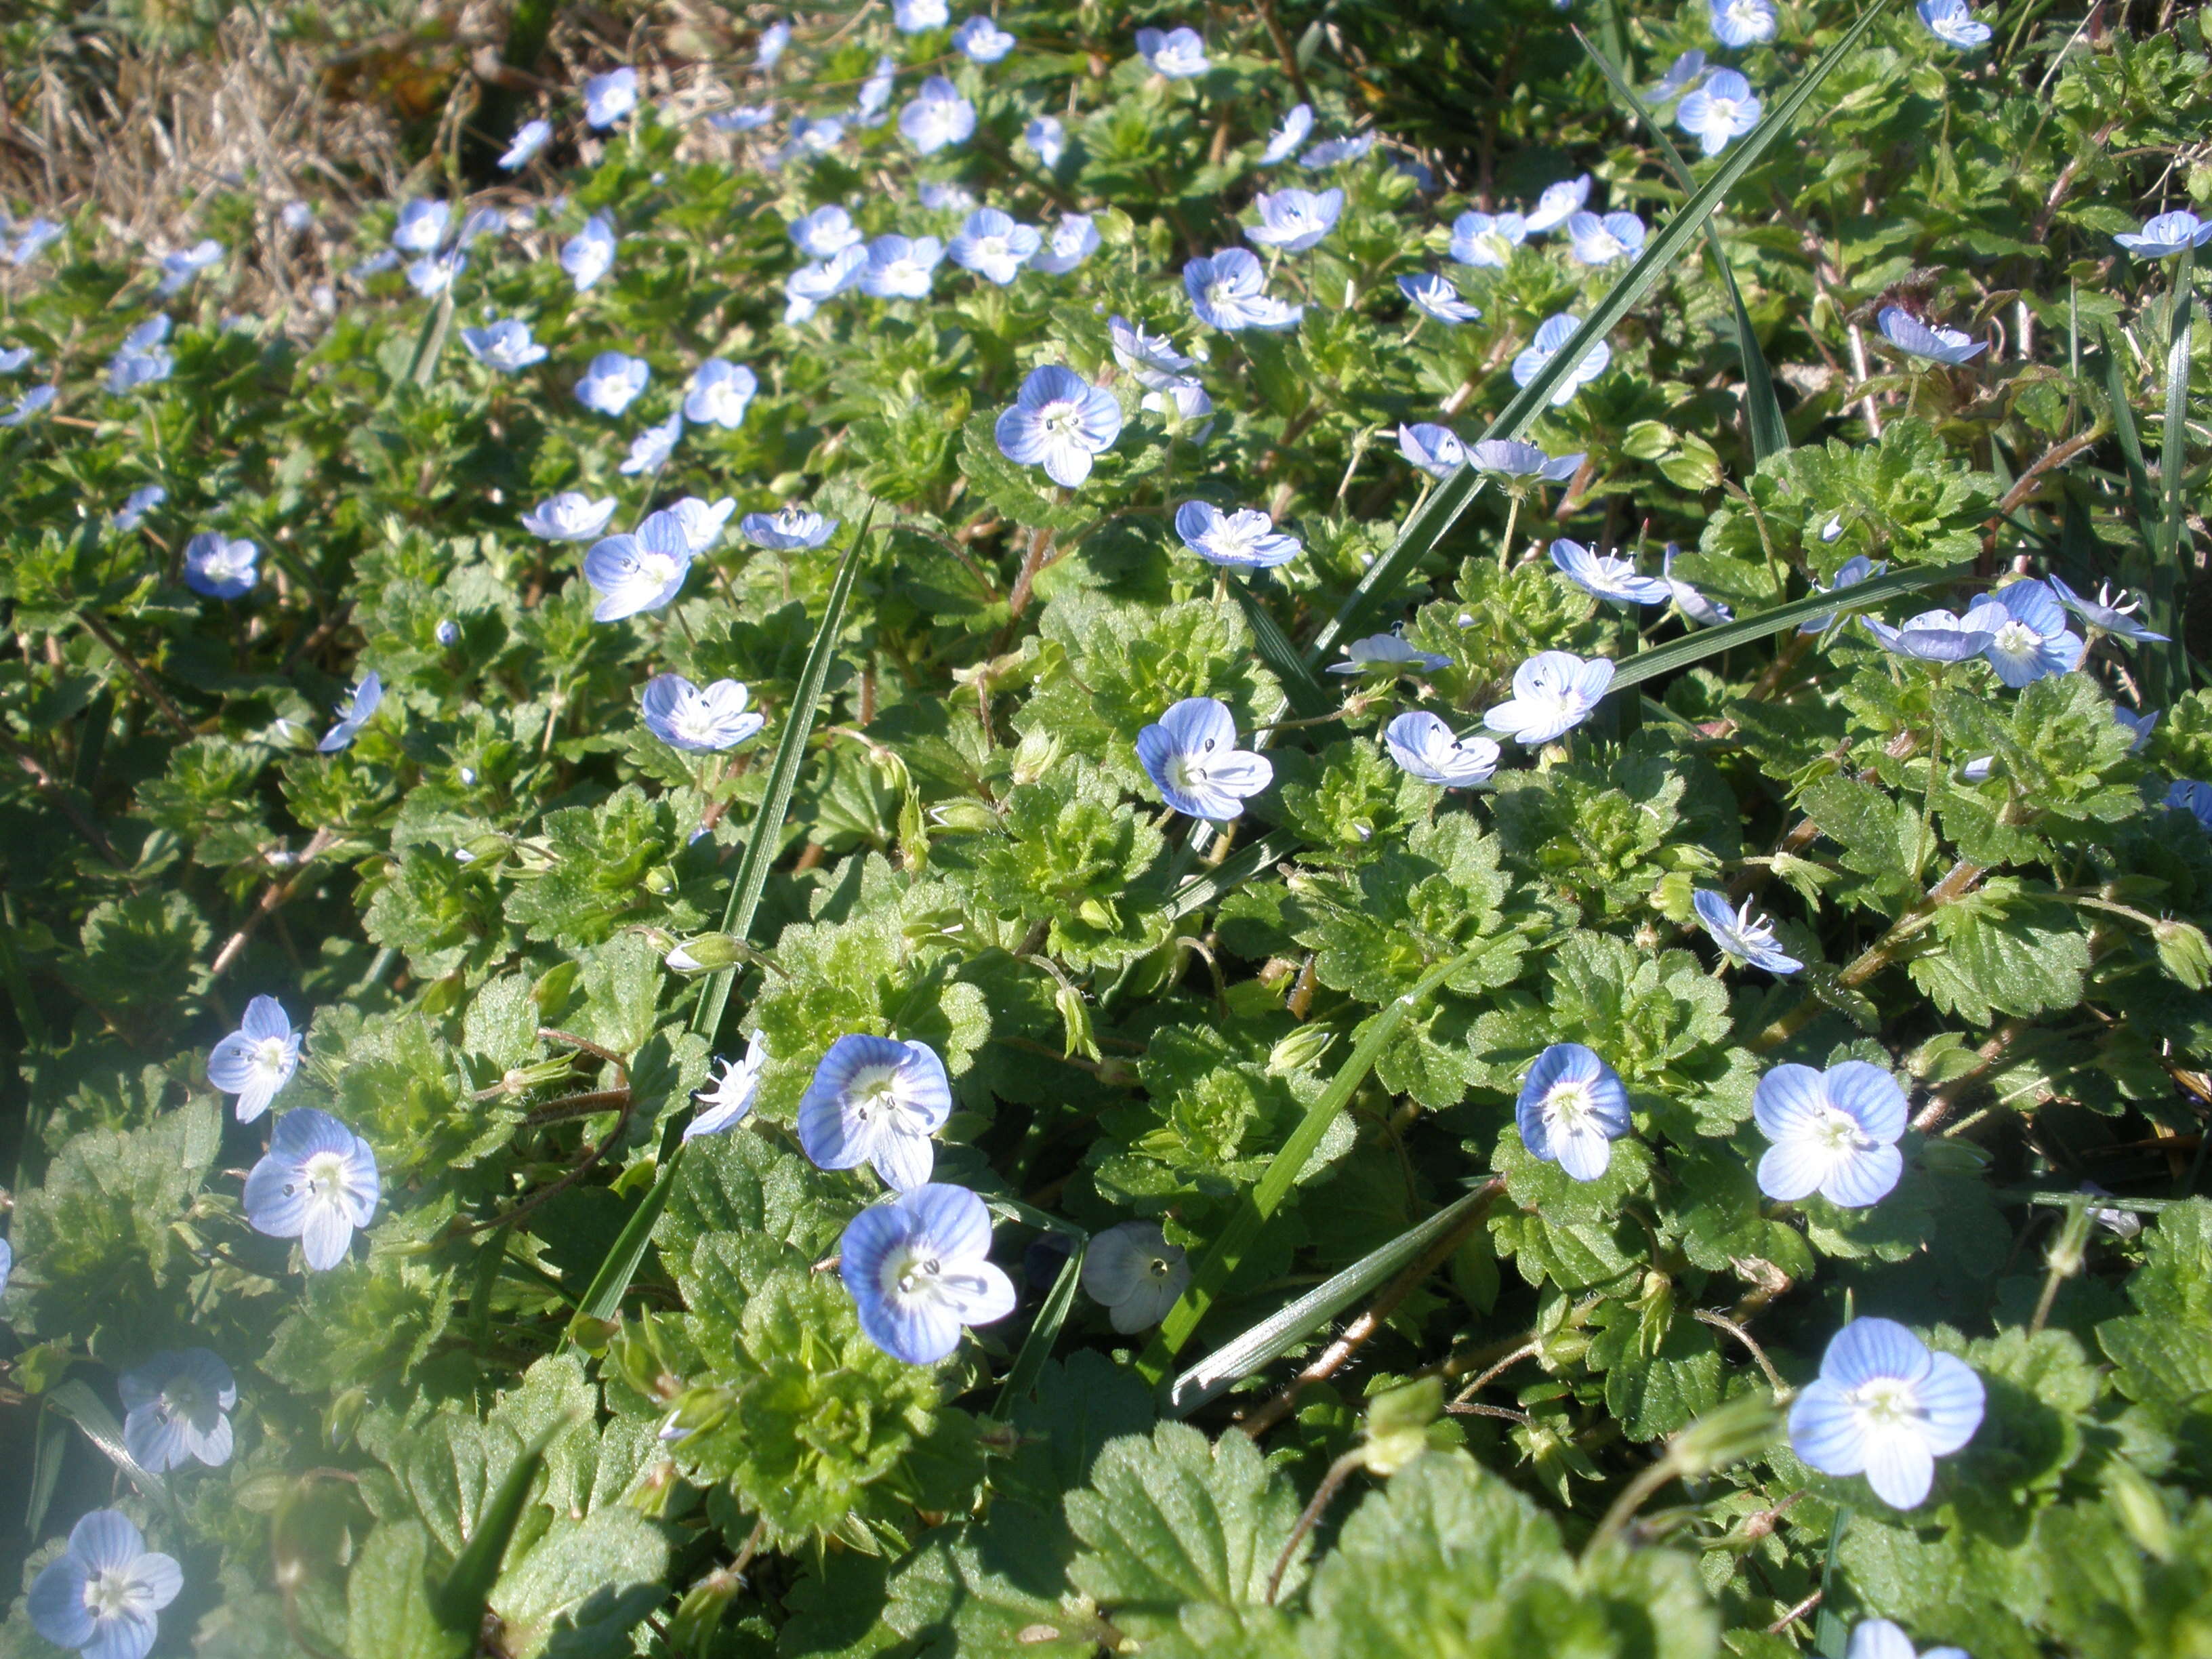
xmin=1551 ymin=539 xmax=1671 ymax=607
xmin=1517 ymin=1042 xmax=1632 ymax=1181
xmin=798 ymin=1034 xmax=954 ymax=1189
xmin=1448 ymin=209 xmax=1527 ymax=268
xmin=2 ymin=385 xmax=56 ymax=426
xmin=954 ymin=15 xmax=1015 ymax=60
xmin=684 ymin=359 xmax=757 ymax=428
xmin=583 ymin=510 xmax=695 ymax=621
xmin=1399 ymin=422 xmax=1467 ymax=478
xmin=788 ymin=245 xmax=869 ymax=319
xmin=0 ymin=345 xmax=33 ymax=373
xmin=790 ymin=206 xmax=861 ymax=259
xmin=1788 ymin=1317 xmax=1984 ymax=1509
xmin=1136 ymin=26 xmax=1210 ymax=77
xmin=405 ymin=249 xmax=466 ymax=299
xmin=1082 ymin=1220 xmax=1189 ymax=1334
xmin=459 ymin=319 xmax=547 ymax=372
xmin=435 ymin=619 xmax=459 ymax=647
xmin=318 ymin=672 xmax=383 ymax=753
xmin=1876 ymin=306 xmax=1986 ymax=365
xmin=106 ymin=317 xmax=173 ymax=395
xmin=1523 ymin=173 xmax=1591 ymax=234
xmin=666 ymin=495 xmax=737 ymax=552
xmin=0 ymin=1234 xmax=9 ymax=1294
xmin=1246 ymin=188 xmax=1343 ymax=253
xmin=1184 ymin=248 xmax=1304 ymax=331
xmin=1662 ymin=547 xmax=1734 ymax=626
xmin=756 ymin=19 xmax=791 ymax=66
xmin=8 ymin=218 xmax=65 ymax=266
xmin=1800 ymin=554 xmax=1887 ymax=633
xmin=686 ymin=1033 xmax=769 ymax=1141
xmin=243 ymin=1109 xmax=380 ymax=1271
xmin=1024 ymin=115 xmax=1067 ymax=169
xmin=1692 ymin=887 xmax=1803 ymax=974
xmin=642 ymin=673 xmax=765 ymax=752
xmin=2114 ymin=209 xmax=2212 ymax=259
xmin=1142 ymin=378 xmax=1213 ymax=432
xmin=1483 ymin=651 xmax=1614 ymax=744
xmin=499 ymin=119 xmax=552 ymax=169
xmin=1860 ymin=602 xmax=2004 ymax=662
xmin=1512 ymin=312 xmax=1611 ymax=403
xmin=1260 ymin=104 xmax=1313 ymax=165
xmin=1398 ymin=272 xmax=1480 ymax=324
xmin=1710 ymin=0 xmax=1778 ymax=47
xmin=1754 ymin=1060 xmax=1906 ymax=1207
xmin=1326 ymin=632 xmax=1452 ymax=676
xmin=1382 ymin=712 xmax=1500 ymax=788
xmin=1136 ymin=697 xmax=1273 ymax=819
xmin=1565 ymin=209 xmax=1646 ymax=266
xmin=994 ymin=365 xmax=1123 ymax=487
xmin=2047 ymin=573 xmax=2168 ymax=643
xmin=1678 ymin=68 xmax=1761 ymax=155
xmin=855 ymin=58 xmax=895 ymax=122
xmin=575 ymin=351 xmax=650 ymax=415
xmin=742 ymin=505 xmax=839 ymax=550
xmin=1300 ymin=131 xmax=1376 ymax=167
xmin=1109 ymin=316 xmax=1196 ymax=386
xmin=916 ymin=181 xmax=978 ymax=213
xmin=207 ymin=994 xmax=300 ymax=1123
xmin=392 ymin=199 xmax=449 ymax=253
xmin=899 ymin=77 xmax=976 ymax=153
xmin=841 ymin=1182 xmax=1017 ymax=1363
xmin=584 ymin=67 xmax=638 ymax=129
xmin=619 ymin=410 xmax=684 ymax=476
xmin=121 ymin=1348 xmax=237 ymax=1472
xmin=1033 ymin=213 xmax=1100 ymax=274
xmin=1980 ymin=578 xmax=2085 ymax=687
xmin=709 ymin=102 xmax=778 ymax=133
xmin=950 ymin=209 xmax=1043 ymax=285
xmin=521 ymin=491 xmax=617 ymax=541
xmin=1845 ymin=1619 xmax=1969 ymax=1659
xmin=112 ymin=485 xmax=165 ymax=531
xmin=1649 ymin=48 xmax=1708 ymax=101
xmin=2115 ymin=705 xmax=2158 ymax=752
xmin=1174 ymin=501 xmax=1300 ymax=569
xmin=1915 ymin=0 xmax=1990 ymax=47
xmin=2166 ymin=779 xmax=2212 ymax=830
xmin=28 ymin=1510 xmax=182 ymax=1659
xmin=857 ymin=234 xmax=943 ymax=300
xmin=562 ymin=212 xmax=618 ymax=291
xmin=1470 ymin=438 xmax=1582 ymax=485
xmin=155 ymin=239 xmax=223 ymax=297
xmin=895 ymin=0 xmax=948 ymax=30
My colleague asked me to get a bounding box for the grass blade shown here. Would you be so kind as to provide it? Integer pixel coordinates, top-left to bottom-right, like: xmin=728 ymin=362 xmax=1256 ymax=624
xmin=2153 ymin=245 xmax=2196 ymax=695
xmin=47 ymin=1379 xmax=176 ymax=1517
xmin=2102 ymin=324 xmax=2157 ymax=529
xmin=1572 ymin=26 xmax=1790 ymax=466
xmin=1605 ymin=559 xmax=1971 ymax=696
xmin=1166 ymin=1179 xmax=1504 ymax=1416
xmin=568 ymin=508 xmax=876 ymax=1342
xmin=430 ymin=1416 xmax=571 ymax=1633
xmin=405 ymin=289 xmax=457 ymax=390
xmin=989 ymin=1237 xmax=1087 ymax=1422
xmin=1307 ymin=0 xmax=1896 ymax=666
xmin=1165 ymin=827 xmax=1302 ymax=922
xmin=1134 ymin=945 xmax=1484 ymax=1383
xmin=1233 ymin=581 xmax=1332 ymax=719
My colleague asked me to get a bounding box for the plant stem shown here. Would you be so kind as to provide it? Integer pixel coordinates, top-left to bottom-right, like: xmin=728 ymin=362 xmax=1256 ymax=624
xmin=1264 ymin=1449 xmax=1362 ymax=1605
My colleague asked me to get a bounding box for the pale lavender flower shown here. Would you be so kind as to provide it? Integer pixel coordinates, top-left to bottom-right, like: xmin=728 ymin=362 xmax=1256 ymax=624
xmin=1788 ymin=1319 xmax=1984 ymax=1509
xmin=1551 ymin=539 xmax=1670 ymax=607
xmin=1398 ymin=272 xmax=1481 ymax=323
xmin=121 ymin=1349 xmax=237 ymax=1472
xmin=619 ymin=409 xmax=684 ymax=475
xmin=1136 ymin=697 xmax=1273 ymax=819
xmin=499 ymin=119 xmax=552 ymax=169
xmin=1679 ymin=68 xmax=1761 ymax=155
xmin=459 ymin=318 xmax=547 ymax=371
xmin=1031 ymin=213 xmax=1100 ymax=274
xmin=2114 ymin=210 xmax=2212 ymax=259
xmin=1136 ymin=26 xmax=1210 ymax=77
xmin=584 ymin=67 xmax=639 ymax=129
xmin=1082 ymin=1221 xmax=1189 ymax=1333
xmin=642 ymin=674 xmax=764 ymax=752
xmin=1916 ymin=0 xmax=1991 ymax=48
xmin=1877 ymin=306 xmax=1986 ymax=365
xmin=899 ymin=77 xmax=976 ymax=154
xmin=1980 ymin=577 xmax=2085 ymax=687
xmin=243 ymin=1109 xmax=380 ymax=1270
xmin=583 ymin=510 xmax=694 ymax=620
xmin=562 ymin=213 xmax=618 ymax=291
xmin=799 ymin=1034 xmax=954 ymax=1189
xmin=1517 ymin=1042 xmax=1631 ymax=1181
xmin=1184 ymin=248 xmax=1303 ymax=331
xmin=790 ymin=206 xmax=861 ymax=259
xmin=1710 ymin=0 xmax=1778 ymax=47
xmin=1245 ymin=188 xmax=1343 ymax=254
xmin=28 ymin=1511 xmax=182 ymax=1659
xmin=184 ymin=533 xmax=260 ymax=600
xmin=1512 ymin=312 xmax=1611 ymax=403
xmin=840 ymin=1183 xmax=1015 ymax=1363
xmin=1523 ymin=173 xmax=1591 ymax=234
xmin=741 ymin=505 xmax=838 ymax=550
xmin=1449 ymin=210 xmax=1527 ymax=268
xmin=1382 ymin=712 xmax=1500 ymax=788
xmin=1565 ymin=210 xmax=1646 ymax=265
xmin=575 ymin=351 xmax=650 ymax=415
xmin=1326 ymin=632 xmax=1451 ymax=676
xmin=2049 ymin=574 xmax=2169 ymax=643
xmin=1024 ymin=115 xmax=1067 ymax=169
xmin=1692 ymin=887 xmax=1803 ymax=974
xmin=1755 ymin=1061 xmax=1906 ymax=1207
xmin=686 ymin=1033 xmax=770 ymax=1140
xmin=994 ymin=365 xmax=1123 ymax=487
xmin=207 ymin=995 xmax=301 ymax=1122
xmin=954 ymin=15 xmax=1015 ymax=61
xmin=521 ymin=492 xmax=617 ymax=541
xmin=859 ymin=235 xmax=943 ymax=300
xmin=1664 ymin=546 xmax=1734 ymax=626
xmin=949 ymin=209 xmax=1042 ymax=285
xmin=1260 ymin=104 xmax=1313 ymax=165
xmin=1174 ymin=501 xmax=1300 ymax=569
xmin=317 ymin=672 xmax=383 ymax=753
xmin=1484 ymin=651 xmax=1614 ymax=743
xmin=684 ymin=359 xmax=758 ymax=428
xmin=156 ymin=239 xmax=224 ymax=296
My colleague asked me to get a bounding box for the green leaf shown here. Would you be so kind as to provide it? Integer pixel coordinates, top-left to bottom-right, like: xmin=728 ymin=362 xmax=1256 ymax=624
xmin=483 ymin=1509 xmax=670 ymax=1659
xmin=431 ymin=1414 xmax=571 ymax=1633
xmin=1064 ymin=1422 xmax=1307 ymax=1639
xmin=1307 ymin=0 xmax=1899 ymax=664
xmin=2098 ymin=1197 xmax=2212 ymax=1411
xmin=347 ymin=1523 xmax=471 ymax=1659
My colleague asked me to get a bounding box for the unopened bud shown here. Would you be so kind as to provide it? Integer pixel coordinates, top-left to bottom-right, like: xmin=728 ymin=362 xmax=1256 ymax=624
xmin=1668 ymin=1391 xmax=1782 ymax=1477
xmin=1055 ymin=983 xmax=1100 ymax=1062
xmin=2104 ymin=1458 xmax=2173 ymax=1561
xmin=1268 ymin=1021 xmax=1339 ymax=1077
xmin=665 ymin=933 xmax=745 ymax=973
xmin=929 ymin=799 xmax=998 ymax=834
xmin=1919 ymin=1137 xmax=1991 ymax=1176
xmin=1010 ymin=727 xmax=1063 ymax=786
xmin=1361 ymin=1376 xmax=1443 ymax=1476
xmin=2155 ymin=919 xmax=2212 ymax=989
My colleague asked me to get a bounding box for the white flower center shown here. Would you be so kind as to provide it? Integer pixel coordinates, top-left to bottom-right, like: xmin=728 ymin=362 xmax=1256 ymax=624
xmin=1815 ymin=1106 xmax=1872 ymax=1155
xmin=1847 ymin=1376 xmax=1920 ymax=1430
xmin=672 ymin=705 xmax=720 ymax=745
xmin=845 ymin=1063 xmax=901 ymax=1123
xmin=85 ymin=1567 xmax=142 ymax=1622
xmin=1164 ymin=743 xmax=1218 ymax=793
xmin=1544 ymin=1080 xmax=1595 ymax=1131
xmin=1994 ymin=620 xmax=2037 ymax=653
xmin=637 ymin=552 xmax=680 ymax=587
xmin=1040 ymin=401 xmax=1085 ymax=443
xmin=253 ymin=1036 xmax=290 ymax=1078
xmin=1206 ymin=279 xmax=1235 ymax=310
xmin=300 ymin=1149 xmax=350 ymax=1206
xmin=1145 ymin=1254 xmax=1176 ymax=1282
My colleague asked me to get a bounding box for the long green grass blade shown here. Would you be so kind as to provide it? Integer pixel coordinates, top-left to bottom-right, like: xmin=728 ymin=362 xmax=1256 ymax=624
xmin=48 ymin=1380 xmax=175 ymax=1515
xmin=1307 ymin=0 xmax=1894 ymax=666
xmin=693 ymin=501 xmax=877 ymax=1046
xmin=1605 ymin=559 xmax=1971 ymax=696
xmin=1165 ymin=827 xmax=1302 ymax=922
xmin=2153 ymin=245 xmax=2196 ymax=695
xmin=1233 ymin=581 xmax=1332 ymax=719
xmin=989 ymin=1237 xmax=1087 ymax=1421
xmin=1572 ymin=26 xmax=1789 ymax=465
xmin=405 ymin=289 xmax=457 ymax=390
xmin=2102 ymin=325 xmax=2157 ymax=529
xmin=568 ymin=508 xmax=876 ymax=1342
xmin=1166 ymin=1180 xmax=1502 ymax=1416
xmin=431 ymin=1417 xmax=571 ymax=1633
xmin=1134 ymin=945 xmax=1483 ymax=1383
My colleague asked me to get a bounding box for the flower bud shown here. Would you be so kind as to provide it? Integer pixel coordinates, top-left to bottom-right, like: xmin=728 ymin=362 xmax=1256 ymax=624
xmin=1361 ymin=1378 xmax=1446 ymax=1476
xmin=665 ymin=933 xmax=746 ymax=972
xmin=1919 ymin=1136 xmax=1990 ymax=1176
xmin=2104 ymin=1459 xmax=2173 ymax=1561
xmin=1010 ymin=726 xmax=1063 ymax=786
xmin=1267 ymin=1021 xmax=1339 ymax=1077
xmin=929 ymin=799 xmax=998 ymax=834
xmin=644 ymin=865 xmax=677 ymax=897
xmin=1055 ymin=983 xmax=1101 ymax=1061
xmin=669 ymin=1566 xmax=746 ymax=1650
xmin=1666 ymin=1391 xmax=1782 ymax=1477
xmin=2156 ymin=919 xmax=2212 ymax=989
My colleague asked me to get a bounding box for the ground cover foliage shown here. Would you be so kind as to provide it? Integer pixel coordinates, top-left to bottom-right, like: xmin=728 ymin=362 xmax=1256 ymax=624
xmin=3 ymin=0 xmax=2212 ymax=1655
